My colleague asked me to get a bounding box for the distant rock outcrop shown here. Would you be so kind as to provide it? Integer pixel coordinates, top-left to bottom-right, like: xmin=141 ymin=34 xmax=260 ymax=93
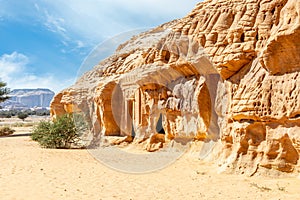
xmin=50 ymin=0 xmax=300 ymax=175
xmin=1 ymin=89 xmax=55 ymax=109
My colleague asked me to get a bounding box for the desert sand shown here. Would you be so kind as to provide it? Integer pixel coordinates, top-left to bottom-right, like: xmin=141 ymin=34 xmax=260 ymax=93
xmin=0 ymin=118 xmax=299 ymax=200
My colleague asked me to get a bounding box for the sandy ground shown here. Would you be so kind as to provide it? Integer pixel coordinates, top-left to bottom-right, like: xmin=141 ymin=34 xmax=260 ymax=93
xmin=0 ymin=116 xmax=50 ymax=126
xmin=0 ymin=119 xmax=300 ymax=200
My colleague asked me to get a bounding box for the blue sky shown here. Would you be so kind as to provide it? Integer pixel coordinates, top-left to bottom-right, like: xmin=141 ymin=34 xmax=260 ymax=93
xmin=0 ymin=0 xmax=200 ymax=93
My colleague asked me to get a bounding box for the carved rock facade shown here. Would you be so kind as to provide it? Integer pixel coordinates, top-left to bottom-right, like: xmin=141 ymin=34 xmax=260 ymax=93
xmin=51 ymin=0 xmax=300 ymax=174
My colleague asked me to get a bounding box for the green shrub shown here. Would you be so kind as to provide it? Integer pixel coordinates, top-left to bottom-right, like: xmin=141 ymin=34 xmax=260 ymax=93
xmin=17 ymin=112 xmax=29 ymax=121
xmin=31 ymin=114 xmax=87 ymax=149
xmin=12 ymin=122 xmax=37 ymax=128
xmin=0 ymin=127 xmax=15 ymax=136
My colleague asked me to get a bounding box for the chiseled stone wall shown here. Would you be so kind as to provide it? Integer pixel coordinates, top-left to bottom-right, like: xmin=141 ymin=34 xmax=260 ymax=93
xmin=50 ymin=0 xmax=300 ymax=174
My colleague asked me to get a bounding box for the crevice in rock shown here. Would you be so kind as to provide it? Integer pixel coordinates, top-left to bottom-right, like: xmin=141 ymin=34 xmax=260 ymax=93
xmin=240 ymin=33 xmax=245 ymax=43
xmin=156 ymin=113 xmax=165 ymax=134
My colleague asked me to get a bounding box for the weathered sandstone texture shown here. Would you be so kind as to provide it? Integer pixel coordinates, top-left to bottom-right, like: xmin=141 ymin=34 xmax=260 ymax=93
xmin=51 ymin=0 xmax=300 ymax=175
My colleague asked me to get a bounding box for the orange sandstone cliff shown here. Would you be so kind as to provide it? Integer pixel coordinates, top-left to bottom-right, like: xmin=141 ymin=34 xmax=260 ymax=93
xmin=50 ymin=0 xmax=300 ymax=175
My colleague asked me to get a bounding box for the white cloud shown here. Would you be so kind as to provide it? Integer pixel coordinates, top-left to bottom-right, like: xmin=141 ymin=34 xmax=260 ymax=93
xmin=1 ymin=0 xmax=201 ymax=54
xmin=1 ymin=0 xmax=202 ymax=44
xmin=0 ymin=52 xmax=28 ymax=81
xmin=75 ymin=40 xmax=85 ymax=49
xmin=44 ymin=11 xmax=67 ymax=35
xmin=37 ymin=0 xmax=201 ymax=45
xmin=0 ymin=52 xmax=74 ymax=93
xmin=43 ymin=10 xmax=70 ymax=43
xmin=38 ymin=7 xmax=89 ymax=53
xmin=34 ymin=3 xmax=40 ymax=11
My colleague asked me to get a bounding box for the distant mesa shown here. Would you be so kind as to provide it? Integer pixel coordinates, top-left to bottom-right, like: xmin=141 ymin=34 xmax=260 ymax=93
xmin=0 ymin=88 xmax=55 ymax=110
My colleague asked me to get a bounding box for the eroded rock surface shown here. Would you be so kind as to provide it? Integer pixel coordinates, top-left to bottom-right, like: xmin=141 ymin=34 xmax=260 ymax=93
xmin=51 ymin=0 xmax=300 ymax=174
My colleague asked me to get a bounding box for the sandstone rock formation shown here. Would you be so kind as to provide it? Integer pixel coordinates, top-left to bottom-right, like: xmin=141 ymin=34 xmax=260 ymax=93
xmin=50 ymin=0 xmax=300 ymax=175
